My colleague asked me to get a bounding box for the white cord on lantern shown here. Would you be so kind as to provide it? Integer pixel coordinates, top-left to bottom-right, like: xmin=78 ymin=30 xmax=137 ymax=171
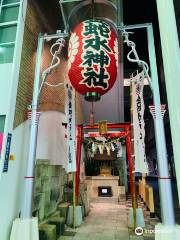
xmin=39 ymin=38 xmax=65 ymax=95
xmin=122 ymin=29 xmax=152 ymax=90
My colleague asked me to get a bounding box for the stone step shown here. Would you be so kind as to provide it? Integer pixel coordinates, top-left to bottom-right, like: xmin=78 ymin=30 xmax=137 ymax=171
xmin=90 ymin=197 xmax=119 ymax=204
xmin=48 ymin=216 xmax=65 ymax=238
xmin=57 ymin=202 xmax=70 ymax=221
xmin=119 ymin=200 xmax=126 ymax=205
xmin=39 ymin=223 xmax=56 ymax=240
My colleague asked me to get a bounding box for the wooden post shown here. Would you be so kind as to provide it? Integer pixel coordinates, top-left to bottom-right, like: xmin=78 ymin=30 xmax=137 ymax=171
xmin=142 ymin=173 xmax=146 ymax=184
xmin=73 ymin=172 xmax=76 ymax=228
xmin=75 ymin=126 xmax=83 ymax=204
xmin=129 ymin=81 xmax=138 ymax=229
xmin=126 ymin=133 xmax=137 ymax=230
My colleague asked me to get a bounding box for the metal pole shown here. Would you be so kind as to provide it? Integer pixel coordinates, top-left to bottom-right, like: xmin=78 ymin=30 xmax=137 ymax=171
xmin=59 ymin=0 xmax=68 ymax=33
xmin=156 ymin=0 xmax=180 ymax=205
xmin=117 ymin=0 xmax=124 ymax=122
xmin=21 ymin=36 xmax=44 ymax=218
xmin=147 ymin=24 xmax=175 ymax=225
xmin=117 ymin=0 xmax=123 ymax=26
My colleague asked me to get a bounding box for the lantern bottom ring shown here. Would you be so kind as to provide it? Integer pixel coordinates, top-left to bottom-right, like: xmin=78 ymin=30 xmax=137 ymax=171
xmin=84 ymin=92 xmax=101 ymax=102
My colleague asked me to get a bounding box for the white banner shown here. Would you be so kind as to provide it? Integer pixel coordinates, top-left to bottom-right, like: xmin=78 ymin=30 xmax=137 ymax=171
xmin=132 ymin=71 xmax=148 ymax=173
xmin=65 ymin=81 xmax=76 ymax=172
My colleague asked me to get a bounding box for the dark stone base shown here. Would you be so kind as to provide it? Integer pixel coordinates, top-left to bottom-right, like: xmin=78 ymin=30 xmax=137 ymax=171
xmin=48 ymin=216 xmax=65 ymax=238
xmin=150 ymin=212 xmax=156 ymax=218
xmin=39 ymin=224 xmax=56 ymax=240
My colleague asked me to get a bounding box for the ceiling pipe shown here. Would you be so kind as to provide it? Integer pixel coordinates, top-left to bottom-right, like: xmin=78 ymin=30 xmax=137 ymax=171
xmin=91 ymin=0 xmax=95 ymax=19
xmin=31 ymin=0 xmax=55 ymax=32
xmin=66 ymin=0 xmax=117 ymax=31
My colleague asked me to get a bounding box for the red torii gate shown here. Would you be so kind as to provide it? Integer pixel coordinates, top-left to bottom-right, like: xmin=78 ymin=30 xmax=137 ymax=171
xmin=75 ymin=123 xmax=136 ymax=205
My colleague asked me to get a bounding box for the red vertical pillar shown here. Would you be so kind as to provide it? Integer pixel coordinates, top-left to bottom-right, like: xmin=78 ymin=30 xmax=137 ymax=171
xmin=125 ymin=131 xmax=133 ymax=194
xmin=126 ymin=127 xmax=137 ymax=229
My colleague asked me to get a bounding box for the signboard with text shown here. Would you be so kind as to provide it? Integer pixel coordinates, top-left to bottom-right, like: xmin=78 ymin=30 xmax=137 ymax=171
xmin=3 ymin=133 xmax=12 ymax=172
xmin=65 ymin=82 xmax=76 ymax=172
xmin=132 ymin=72 xmax=148 ymax=173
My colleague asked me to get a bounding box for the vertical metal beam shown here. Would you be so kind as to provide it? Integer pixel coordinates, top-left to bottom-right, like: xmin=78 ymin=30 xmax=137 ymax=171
xmin=117 ymin=0 xmax=123 ymax=26
xmin=21 ymin=35 xmax=44 ymax=218
xmin=0 ymin=0 xmax=3 ymax=16
xmin=156 ymin=0 xmax=180 ymax=205
xmin=147 ymin=24 xmax=175 ymax=225
xmin=59 ymin=0 xmax=69 ymax=33
xmin=117 ymin=0 xmax=124 ymax=122
xmin=91 ymin=0 xmax=95 ymax=19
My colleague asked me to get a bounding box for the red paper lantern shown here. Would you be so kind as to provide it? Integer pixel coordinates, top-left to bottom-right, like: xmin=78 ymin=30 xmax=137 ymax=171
xmin=68 ymin=19 xmax=118 ymax=101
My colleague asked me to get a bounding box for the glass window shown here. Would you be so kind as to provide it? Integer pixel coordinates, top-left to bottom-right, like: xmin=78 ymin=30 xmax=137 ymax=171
xmin=0 ymin=115 xmax=5 ymax=154
xmin=0 ymin=0 xmax=20 ymax=63
xmin=0 ymin=115 xmax=5 ymax=133
xmin=3 ymin=0 xmax=20 ymax=4
xmin=0 ymin=6 xmax=19 ymax=22
xmin=0 ymin=24 xmax=17 ymax=43
xmin=0 ymin=44 xmax=14 ymax=63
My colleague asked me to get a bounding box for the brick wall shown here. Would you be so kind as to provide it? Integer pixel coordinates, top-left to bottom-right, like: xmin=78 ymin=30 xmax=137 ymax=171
xmin=13 ymin=1 xmax=84 ymax=129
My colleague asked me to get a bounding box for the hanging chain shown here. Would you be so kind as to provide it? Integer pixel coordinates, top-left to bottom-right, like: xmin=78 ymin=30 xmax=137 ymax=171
xmin=39 ymin=38 xmax=65 ymax=95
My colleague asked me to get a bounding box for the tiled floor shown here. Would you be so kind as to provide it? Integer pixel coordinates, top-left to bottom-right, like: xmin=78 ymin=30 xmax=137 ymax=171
xmin=60 ymin=202 xmax=129 ymax=240
xmin=126 ymin=195 xmax=159 ymax=240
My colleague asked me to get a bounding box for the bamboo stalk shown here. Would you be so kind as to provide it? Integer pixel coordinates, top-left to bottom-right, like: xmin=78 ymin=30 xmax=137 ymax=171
xmin=73 ymin=171 xmax=76 ymax=228
xmin=130 ymin=80 xmax=137 ymax=230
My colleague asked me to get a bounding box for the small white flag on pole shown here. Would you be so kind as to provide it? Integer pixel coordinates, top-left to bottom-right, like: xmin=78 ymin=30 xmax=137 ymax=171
xmin=132 ymin=71 xmax=148 ymax=173
xmin=65 ymin=80 xmax=76 ymax=173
